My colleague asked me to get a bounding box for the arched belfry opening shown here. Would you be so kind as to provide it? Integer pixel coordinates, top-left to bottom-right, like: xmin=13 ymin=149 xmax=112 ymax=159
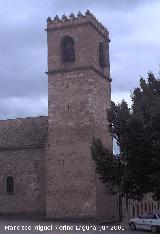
xmin=61 ymin=36 xmax=75 ymax=63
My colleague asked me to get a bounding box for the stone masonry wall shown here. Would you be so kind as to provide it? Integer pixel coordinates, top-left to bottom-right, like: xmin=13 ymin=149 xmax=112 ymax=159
xmin=46 ymin=12 xmax=116 ymax=220
xmin=0 ymin=146 xmax=46 ymax=215
xmin=46 ymin=70 xmax=97 ymax=218
xmin=46 ymin=69 xmax=113 ymax=219
xmin=47 ymin=18 xmax=110 ymax=77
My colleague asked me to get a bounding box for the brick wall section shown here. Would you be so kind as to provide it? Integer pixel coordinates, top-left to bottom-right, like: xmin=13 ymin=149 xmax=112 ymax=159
xmin=122 ymin=194 xmax=160 ymax=224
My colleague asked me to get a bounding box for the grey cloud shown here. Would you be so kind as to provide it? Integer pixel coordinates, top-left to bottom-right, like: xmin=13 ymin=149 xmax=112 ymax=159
xmin=94 ymin=0 xmax=154 ymax=10
xmin=0 ymin=4 xmax=48 ymax=100
xmin=0 ymin=0 xmax=160 ymax=119
xmin=0 ymin=42 xmax=47 ymax=99
xmin=48 ymin=0 xmax=155 ymax=15
xmin=0 ymin=96 xmax=47 ymax=120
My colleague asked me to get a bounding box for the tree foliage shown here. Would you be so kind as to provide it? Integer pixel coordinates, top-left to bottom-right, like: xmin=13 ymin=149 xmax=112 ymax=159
xmin=91 ymin=72 xmax=160 ymax=201
xmin=91 ymin=138 xmax=124 ymax=194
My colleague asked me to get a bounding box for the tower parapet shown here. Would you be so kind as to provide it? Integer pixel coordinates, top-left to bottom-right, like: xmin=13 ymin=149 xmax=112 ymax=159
xmin=46 ymin=10 xmax=110 ymax=41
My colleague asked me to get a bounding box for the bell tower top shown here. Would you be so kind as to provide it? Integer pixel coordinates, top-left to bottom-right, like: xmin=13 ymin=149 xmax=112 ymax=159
xmin=46 ymin=10 xmax=109 ymax=40
xmin=46 ymin=10 xmax=110 ymax=81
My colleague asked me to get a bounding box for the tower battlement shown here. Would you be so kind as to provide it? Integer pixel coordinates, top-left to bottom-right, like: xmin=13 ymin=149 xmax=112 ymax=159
xmin=46 ymin=10 xmax=110 ymax=40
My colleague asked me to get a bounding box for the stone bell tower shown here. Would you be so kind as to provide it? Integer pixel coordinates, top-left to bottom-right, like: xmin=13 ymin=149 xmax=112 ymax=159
xmin=45 ymin=10 xmax=117 ymax=220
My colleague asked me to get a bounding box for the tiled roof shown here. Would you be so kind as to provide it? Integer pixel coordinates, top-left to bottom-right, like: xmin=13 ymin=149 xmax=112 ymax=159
xmin=0 ymin=116 xmax=48 ymax=148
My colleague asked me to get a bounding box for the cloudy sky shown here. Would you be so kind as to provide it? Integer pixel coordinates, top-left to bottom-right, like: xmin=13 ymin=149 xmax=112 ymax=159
xmin=0 ymin=0 xmax=160 ymax=119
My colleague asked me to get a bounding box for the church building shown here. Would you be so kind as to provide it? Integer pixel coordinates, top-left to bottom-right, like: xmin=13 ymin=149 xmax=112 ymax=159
xmin=0 ymin=10 xmax=118 ymax=221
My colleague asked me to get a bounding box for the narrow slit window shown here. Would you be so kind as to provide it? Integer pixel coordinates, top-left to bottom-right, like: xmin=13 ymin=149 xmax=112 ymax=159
xmin=7 ymin=176 xmax=14 ymax=194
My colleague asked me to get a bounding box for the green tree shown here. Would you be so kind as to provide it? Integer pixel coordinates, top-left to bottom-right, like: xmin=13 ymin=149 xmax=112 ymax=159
xmin=91 ymin=138 xmax=124 ymax=194
xmin=91 ymin=72 xmax=160 ymax=201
